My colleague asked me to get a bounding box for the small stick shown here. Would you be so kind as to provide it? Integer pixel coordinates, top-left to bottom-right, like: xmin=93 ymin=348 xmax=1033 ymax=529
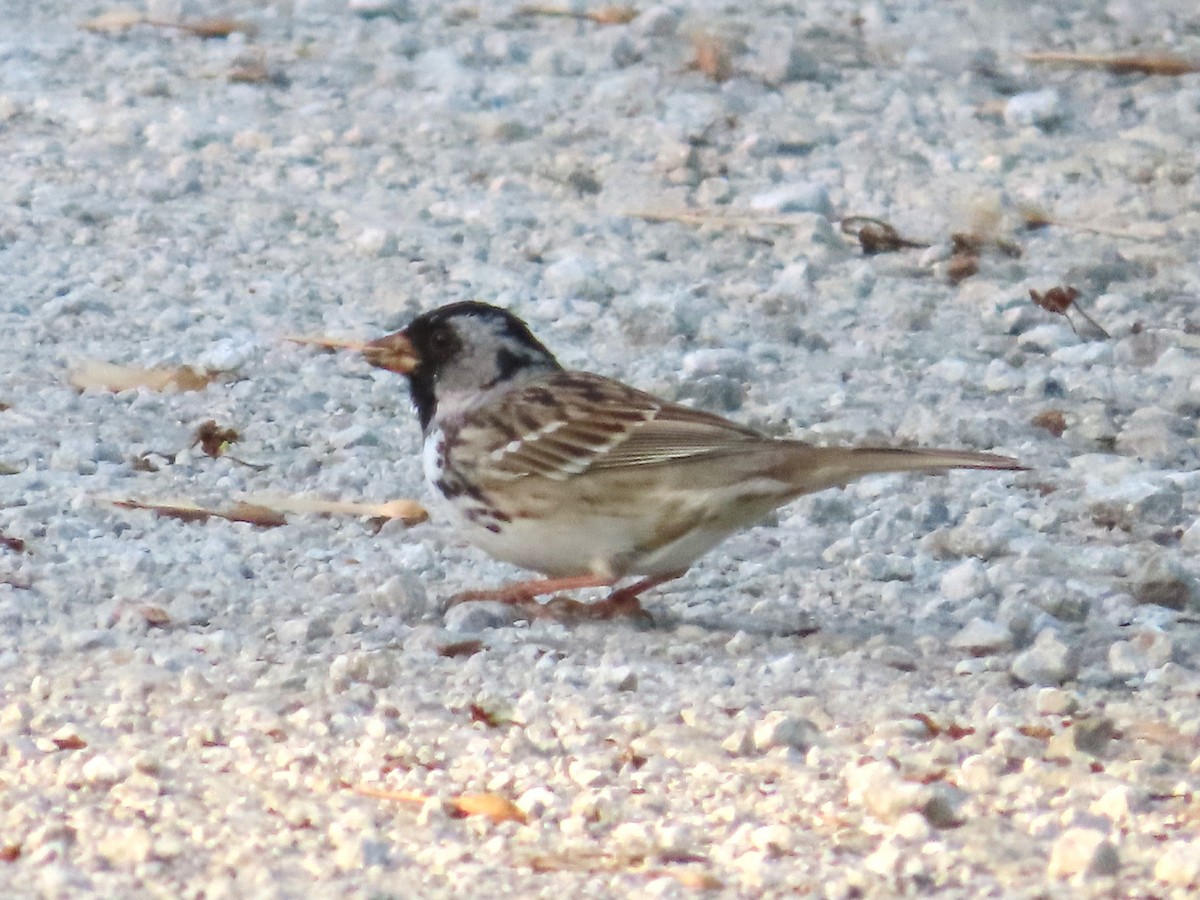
xmin=515 ymin=5 xmax=637 ymax=25
xmin=626 ymin=209 xmax=819 ymax=228
xmin=1023 ymin=51 xmax=1199 ymax=76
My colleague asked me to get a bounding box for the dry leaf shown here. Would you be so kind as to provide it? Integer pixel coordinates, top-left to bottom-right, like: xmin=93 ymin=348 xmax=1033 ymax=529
xmin=80 ymin=8 xmax=144 ymax=32
xmin=1032 ymin=409 xmax=1067 ymax=438
xmin=69 ymin=361 xmax=219 ymax=393
xmin=689 ymin=33 xmax=734 ymax=82
xmin=951 ymin=230 xmax=1021 ymax=259
xmin=1029 ymin=285 xmax=1078 ymax=316
xmin=193 ymin=420 xmax=239 ymax=458
xmin=139 ymin=605 xmax=172 ymax=628
xmin=111 ymin=498 xmax=287 ymax=528
xmin=450 ymin=793 xmax=528 ymax=824
xmin=350 ymin=785 xmax=527 ymax=824
xmin=911 ymin=712 xmax=940 ymax=736
xmin=945 ymin=723 xmax=976 ymax=740
xmin=841 ymin=216 xmax=929 ymax=254
xmin=229 ymin=60 xmax=284 ymax=85
xmin=238 ymin=493 xmax=428 ymax=525
xmin=52 ymin=735 xmax=88 ymax=751
xmin=1 ymin=533 xmax=26 ymax=553
xmin=1019 ymin=724 xmax=1055 ymax=741
xmin=1029 ymin=285 xmax=1110 ymax=338
xmin=945 ymin=253 xmax=979 ymax=284
xmin=1018 ymin=203 xmax=1053 ymax=231
xmin=468 ymin=703 xmax=516 ymax=728
xmin=438 ymin=639 xmax=485 ymax=659
xmin=0 ymin=844 xmax=19 ymax=862
xmin=131 ymin=452 xmax=166 ymax=472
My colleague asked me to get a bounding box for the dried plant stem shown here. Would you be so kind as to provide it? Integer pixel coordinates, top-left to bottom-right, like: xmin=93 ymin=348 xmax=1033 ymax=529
xmin=1023 ymin=51 xmax=1199 ymax=76
xmin=1039 ymin=218 xmax=1163 ymax=242
xmin=626 ymin=209 xmax=816 ymax=229
xmin=516 ymin=5 xmax=637 ymax=25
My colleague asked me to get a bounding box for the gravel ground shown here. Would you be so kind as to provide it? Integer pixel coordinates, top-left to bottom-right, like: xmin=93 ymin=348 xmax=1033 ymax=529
xmin=2 ymin=1 xmax=1200 ymax=897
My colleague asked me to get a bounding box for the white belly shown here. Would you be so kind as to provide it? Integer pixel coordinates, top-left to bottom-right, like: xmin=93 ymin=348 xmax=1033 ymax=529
xmin=422 ymin=431 xmax=754 ymax=579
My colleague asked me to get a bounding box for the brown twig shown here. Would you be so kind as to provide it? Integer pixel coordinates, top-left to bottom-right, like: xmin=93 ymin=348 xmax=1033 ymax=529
xmin=1023 ymin=51 xmax=1199 ymax=77
xmin=144 ymin=17 xmax=259 ymax=39
xmin=627 ymin=209 xmax=819 ymax=228
xmin=515 ymin=5 xmax=637 ymax=25
xmin=285 ymin=334 xmax=369 ymax=352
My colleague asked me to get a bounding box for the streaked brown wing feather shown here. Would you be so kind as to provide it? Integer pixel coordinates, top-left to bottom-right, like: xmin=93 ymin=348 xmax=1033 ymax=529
xmin=474 ymin=371 xmax=769 ymax=481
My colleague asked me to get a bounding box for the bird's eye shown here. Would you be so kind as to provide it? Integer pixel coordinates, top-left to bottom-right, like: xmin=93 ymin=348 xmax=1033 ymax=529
xmin=429 ymin=328 xmax=452 ymax=353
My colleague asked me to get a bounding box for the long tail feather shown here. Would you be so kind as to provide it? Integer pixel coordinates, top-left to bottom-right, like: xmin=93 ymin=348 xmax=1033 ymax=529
xmin=777 ymin=445 xmax=1025 ymax=496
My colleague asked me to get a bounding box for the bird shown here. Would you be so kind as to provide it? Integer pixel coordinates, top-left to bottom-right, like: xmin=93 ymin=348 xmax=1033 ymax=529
xmin=364 ymin=301 xmax=1024 ymax=620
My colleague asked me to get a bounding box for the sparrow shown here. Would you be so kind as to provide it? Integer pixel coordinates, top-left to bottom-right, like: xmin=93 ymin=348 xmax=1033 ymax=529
xmin=364 ymin=302 xmax=1024 ymax=620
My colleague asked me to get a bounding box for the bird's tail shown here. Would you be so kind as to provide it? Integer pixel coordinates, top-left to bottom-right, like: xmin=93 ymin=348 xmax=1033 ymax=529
xmin=774 ymin=444 xmax=1025 ymax=496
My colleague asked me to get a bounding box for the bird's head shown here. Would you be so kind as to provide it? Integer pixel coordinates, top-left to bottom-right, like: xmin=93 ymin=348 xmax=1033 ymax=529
xmin=364 ymin=301 xmax=561 ymax=431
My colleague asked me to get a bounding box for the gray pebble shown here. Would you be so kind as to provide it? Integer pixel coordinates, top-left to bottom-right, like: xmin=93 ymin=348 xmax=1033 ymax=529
xmin=1116 ymin=407 xmax=1194 ymax=464
xmin=747 ymin=28 xmax=821 ymax=85
xmin=1077 ymin=459 xmax=1184 ymax=529
xmin=1011 ymin=629 xmax=1079 ymax=686
xmin=923 ymin=782 xmax=968 ymax=829
xmin=442 ymin=601 xmax=522 ymax=632
xmin=541 ymin=256 xmax=614 ymax=300
xmin=1134 ymin=554 xmax=1193 ymax=611
xmin=348 ymin=0 xmax=412 ymax=19
xmin=1072 ymin=717 xmax=1117 ymax=756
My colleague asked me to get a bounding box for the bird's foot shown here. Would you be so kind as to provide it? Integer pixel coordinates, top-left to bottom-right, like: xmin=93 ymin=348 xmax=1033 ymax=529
xmin=446 ymin=574 xmax=614 ymax=608
xmin=444 ymin=572 xmax=682 ymax=626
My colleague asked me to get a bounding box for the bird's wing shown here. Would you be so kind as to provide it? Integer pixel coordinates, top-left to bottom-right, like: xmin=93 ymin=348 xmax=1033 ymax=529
xmin=469 ymin=371 xmax=770 ymax=481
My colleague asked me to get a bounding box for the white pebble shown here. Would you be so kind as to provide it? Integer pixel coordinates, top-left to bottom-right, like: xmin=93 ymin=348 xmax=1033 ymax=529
xmin=752 ymin=712 xmax=821 ymax=753
xmin=1004 ymin=89 xmax=1063 ymax=129
xmin=1047 ymin=828 xmax=1119 ymax=878
xmin=939 ymin=559 xmax=990 ymax=601
xmin=748 ymin=183 xmax=832 ymax=217
xmin=950 ymin=618 xmax=1012 ymax=654
xmin=1154 ymin=840 xmax=1200 ymax=886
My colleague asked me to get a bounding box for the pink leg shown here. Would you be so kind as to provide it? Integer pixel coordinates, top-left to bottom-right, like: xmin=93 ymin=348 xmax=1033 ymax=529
xmin=566 ymin=571 xmax=685 ymax=621
xmin=447 ymin=572 xmax=685 ymax=623
xmin=447 ymin=574 xmax=615 ymax=607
